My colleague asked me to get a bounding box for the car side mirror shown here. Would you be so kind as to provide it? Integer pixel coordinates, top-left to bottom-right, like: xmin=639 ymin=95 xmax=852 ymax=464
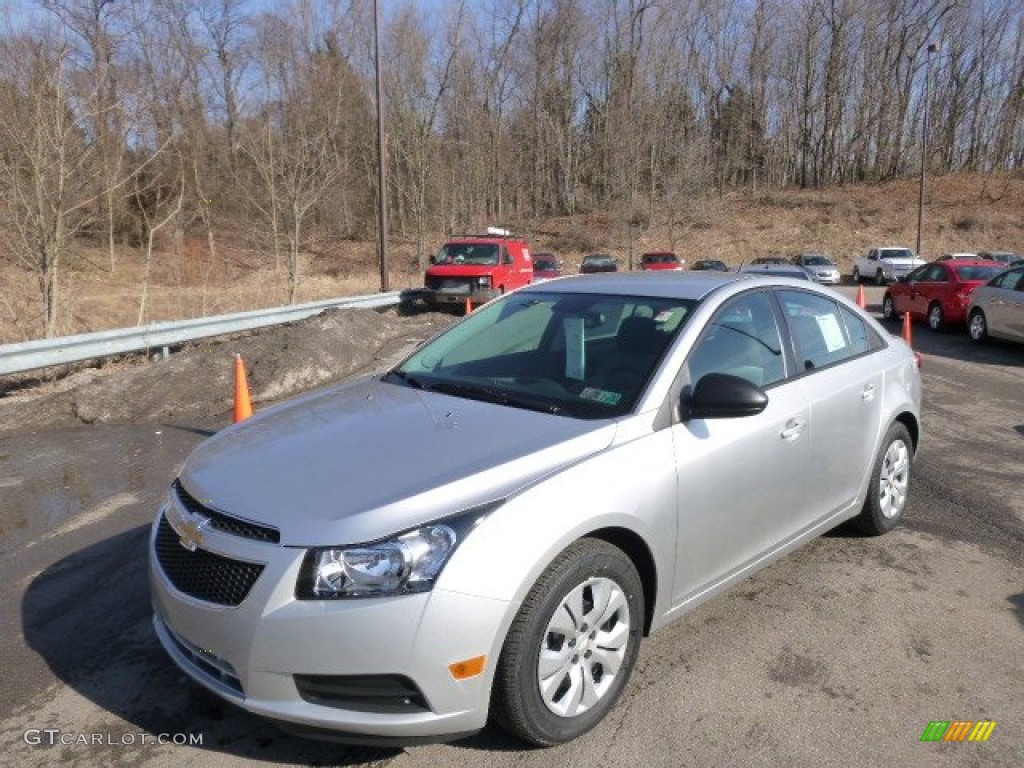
xmin=680 ymin=373 xmax=769 ymax=421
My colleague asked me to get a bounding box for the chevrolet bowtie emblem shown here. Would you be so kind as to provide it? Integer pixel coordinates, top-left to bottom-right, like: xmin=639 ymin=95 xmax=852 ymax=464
xmin=176 ymin=513 xmax=211 ymax=552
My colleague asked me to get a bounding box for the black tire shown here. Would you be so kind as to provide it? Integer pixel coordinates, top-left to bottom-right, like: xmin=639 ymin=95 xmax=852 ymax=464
xmin=851 ymin=422 xmax=913 ymax=536
xmin=881 ymin=293 xmax=896 ymax=321
xmin=491 ymin=538 xmax=644 ymax=747
xmin=968 ymin=309 xmax=988 ymax=343
xmin=875 ymin=269 xmax=886 ymax=286
xmin=927 ymin=302 xmax=945 ymax=332
xmin=852 ymin=266 xmax=861 ymax=284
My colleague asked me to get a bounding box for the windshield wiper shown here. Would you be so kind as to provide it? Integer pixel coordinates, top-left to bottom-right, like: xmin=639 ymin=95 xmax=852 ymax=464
xmin=428 ymin=380 xmax=564 ymax=415
xmin=385 ymin=370 xmax=429 ymax=390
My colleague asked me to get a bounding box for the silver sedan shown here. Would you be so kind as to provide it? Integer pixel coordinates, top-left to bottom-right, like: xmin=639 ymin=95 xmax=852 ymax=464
xmin=968 ymin=265 xmax=1024 ymax=344
xmin=150 ymin=272 xmax=921 ymax=747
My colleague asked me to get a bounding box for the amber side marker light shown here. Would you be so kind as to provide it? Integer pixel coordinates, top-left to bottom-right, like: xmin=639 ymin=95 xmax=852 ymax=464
xmin=449 ymin=655 xmax=487 ymax=680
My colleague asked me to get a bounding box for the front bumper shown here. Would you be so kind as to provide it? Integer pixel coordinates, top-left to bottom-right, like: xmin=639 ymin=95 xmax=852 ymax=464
xmin=810 ymin=271 xmax=841 ymax=284
xmin=149 ymin=509 xmax=512 ymax=742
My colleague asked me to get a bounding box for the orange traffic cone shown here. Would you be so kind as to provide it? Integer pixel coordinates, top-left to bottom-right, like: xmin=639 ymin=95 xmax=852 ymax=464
xmin=901 ymin=312 xmax=913 ymax=347
xmin=856 ymin=284 xmax=866 ymax=309
xmin=233 ymin=353 xmax=253 ymax=423
xmin=464 ymin=296 xmax=473 ymax=315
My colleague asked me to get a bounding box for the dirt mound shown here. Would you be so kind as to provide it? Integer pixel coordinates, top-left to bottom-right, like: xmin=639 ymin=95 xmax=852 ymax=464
xmin=0 ymin=308 xmax=454 ymax=437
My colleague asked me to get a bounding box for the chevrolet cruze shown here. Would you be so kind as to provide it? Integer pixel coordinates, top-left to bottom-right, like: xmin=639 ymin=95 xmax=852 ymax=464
xmin=150 ymin=272 xmax=921 ymax=747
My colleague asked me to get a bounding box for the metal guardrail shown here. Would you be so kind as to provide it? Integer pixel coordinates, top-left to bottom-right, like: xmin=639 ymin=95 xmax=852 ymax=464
xmin=0 ymin=292 xmax=402 ymax=376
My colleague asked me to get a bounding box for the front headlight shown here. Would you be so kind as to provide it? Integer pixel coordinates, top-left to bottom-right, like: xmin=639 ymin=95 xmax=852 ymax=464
xmin=296 ymin=504 xmax=497 ymax=599
xmin=477 ymin=275 xmax=492 ymax=288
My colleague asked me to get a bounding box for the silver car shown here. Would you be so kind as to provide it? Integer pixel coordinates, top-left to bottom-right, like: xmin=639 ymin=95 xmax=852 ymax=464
xmin=150 ymin=272 xmax=922 ymax=747
xmin=967 ymin=265 xmax=1024 ymax=344
xmin=792 ymin=253 xmax=842 ymax=284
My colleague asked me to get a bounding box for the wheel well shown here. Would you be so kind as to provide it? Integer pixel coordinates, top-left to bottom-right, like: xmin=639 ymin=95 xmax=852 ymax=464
xmin=588 ymin=527 xmax=658 ymax=636
xmin=895 ymin=412 xmax=920 ymax=453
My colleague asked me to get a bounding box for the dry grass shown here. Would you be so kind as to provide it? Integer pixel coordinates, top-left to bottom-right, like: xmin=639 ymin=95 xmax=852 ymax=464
xmin=2 ymin=171 xmax=1022 ymax=343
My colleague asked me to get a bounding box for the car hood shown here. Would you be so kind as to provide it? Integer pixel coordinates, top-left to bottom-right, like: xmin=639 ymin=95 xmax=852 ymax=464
xmin=881 ymin=256 xmax=925 ymax=265
xmin=178 ymin=377 xmax=617 ymax=546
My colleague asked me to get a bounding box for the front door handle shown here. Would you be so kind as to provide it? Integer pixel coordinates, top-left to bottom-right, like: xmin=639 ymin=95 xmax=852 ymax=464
xmin=781 ymin=418 xmax=804 ymax=441
xmin=861 ymin=384 xmax=876 ymax=401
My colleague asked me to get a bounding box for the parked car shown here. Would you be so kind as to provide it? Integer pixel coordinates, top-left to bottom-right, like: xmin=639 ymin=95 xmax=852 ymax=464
xmin=935 ymin=252 xmax=978 ymax=261
xmin=416 ymin=228 xmax=534 ymax=312
xmin=792 ymin=253 xmax=841 ymax=284
xmin=691 ymin=259 xmax=729 ymax=272
xmin=151 ymin=271 xmax=921 ymax=747
xmin=967 ymin=264 xmax=1024 ymax=344
xmin=751 ymin=256 xmax=790 ymax=265
xmin=738 ymin=263 xmax=812 ymax=280
xmin=640 ymin=251 xmax=684 ymax=271
xmin=580 ymin=254 xmax=618 ymax=274
xmin=881 ymin=259 xmax=1006 ymax=331
xmin=533 ymin=253 xmax=564 ymax=281
xmin=976 ymin=250 xmax=1022 ymax=266
xmin=853 ymin=246 xmax=927 ymax=285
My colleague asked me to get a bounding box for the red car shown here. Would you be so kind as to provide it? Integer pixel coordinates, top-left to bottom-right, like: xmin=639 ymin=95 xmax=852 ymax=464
xmin=881 ymin=259 xmax=1007 ymax=331
xmin=640 ymin=251 xmax=684 ymax=271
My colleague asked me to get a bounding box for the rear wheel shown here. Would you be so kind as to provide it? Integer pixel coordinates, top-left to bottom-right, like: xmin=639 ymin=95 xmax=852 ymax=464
xmin=491 ymin=538 xmax=643 ymax=746
xmin=851 ymin=422 xmax=913 ymax=536
xmin=968 ymin=310 xmax=988 ymax=343
xmin=927 ymin=302 xmax=945 ymax=332
xmin=875 ymin=269 xmax=886 ymax=286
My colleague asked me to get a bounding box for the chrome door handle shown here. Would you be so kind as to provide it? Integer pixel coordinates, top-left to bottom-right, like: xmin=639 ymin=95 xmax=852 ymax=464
xmin=781 ymin=419 xmax=804 ymax=441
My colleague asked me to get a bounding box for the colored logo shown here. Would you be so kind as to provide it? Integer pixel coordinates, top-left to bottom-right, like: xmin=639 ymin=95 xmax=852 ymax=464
xmin=920 ymin=720 xmax=997 ymax=742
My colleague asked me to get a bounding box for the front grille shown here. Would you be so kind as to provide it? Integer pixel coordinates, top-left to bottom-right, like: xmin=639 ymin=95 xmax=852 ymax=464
xmin=426 ymin=276 xmax=473 ymax=292
xmin=294 ymin=674 xmax=430 ymax=713
xmin=173 ymin=480 xmax=280 ymax=543
xmin=154 ymin=514 xmax=265 ymax=606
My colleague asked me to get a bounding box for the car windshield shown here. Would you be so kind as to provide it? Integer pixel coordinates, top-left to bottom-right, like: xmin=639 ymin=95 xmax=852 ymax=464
xmin=435 ymin=243 xmax=499 ymax=265
xmin=802 ymin=255 xmax=833 ymax=266
xmin=954 ymin=265 xmax=1006 ymax=281
xmin=390 ymin=291 xmax=696 ymax=419
xmin=535 ymin=259 xmax=558 ymax=271
xmin=880 ymin=249 xmax=914 ymax=260
xmin=584 ymin=255 xmax=614 ymax=266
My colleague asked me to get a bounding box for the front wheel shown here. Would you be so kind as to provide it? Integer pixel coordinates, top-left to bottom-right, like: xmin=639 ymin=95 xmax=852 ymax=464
xmin=882 ymin=294 xmax=896 ymax=321
xmin=491 ymin=538 xmax=644 ymax=746
xmin=968 ymin=310 xmax=988 ymax=343
xmin=851 ymin=422 xmax=913 ymax=536
xmin=875 ymin=269 xmax=886 ymax=286
xmin=927 ymin=302 xmax=945 ymax=332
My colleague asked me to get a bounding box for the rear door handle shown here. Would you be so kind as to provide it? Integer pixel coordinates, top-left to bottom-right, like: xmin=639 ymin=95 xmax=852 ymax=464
xmin=862 ymin=384 xmax=876 ymax=401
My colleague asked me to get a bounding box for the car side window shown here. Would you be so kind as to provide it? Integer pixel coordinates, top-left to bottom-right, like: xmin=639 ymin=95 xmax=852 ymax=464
xmin=995 ymin=270 xmax=1023 ymax=291
xmin=923 ymin=265 xmax=947 ymax=282
xmin=686 ymin=291 xmax=786 ymax=389
xmin=907 ymin=265 xmax=929 ymax=281
xmin=779 ymin=290 xmax=861 ymax=372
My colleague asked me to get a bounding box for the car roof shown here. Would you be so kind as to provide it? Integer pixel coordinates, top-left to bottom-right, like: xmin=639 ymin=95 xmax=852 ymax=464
xmin=519 ymin=270 xmax=775 ymax=302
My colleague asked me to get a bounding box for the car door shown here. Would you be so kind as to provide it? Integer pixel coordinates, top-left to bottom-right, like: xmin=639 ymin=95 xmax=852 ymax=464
xmin=908 ymin=264 xmax=946 ymax=317
xmin=893 ymin=265 xmax=928 ymax=315
xmin=777 ymin=290 xmax=885 ymax=521
xmin=669 ymin=289 xmax=810 ymax=606
xmin=986 ymin=268 xmax=1024 ymax=340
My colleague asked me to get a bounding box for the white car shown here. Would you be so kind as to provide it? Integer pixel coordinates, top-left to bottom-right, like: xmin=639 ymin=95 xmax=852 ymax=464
xmin=853 ymin=246 xmax=927 ymax=285
xmin=151 ymin=272 xmax=922 ymax=747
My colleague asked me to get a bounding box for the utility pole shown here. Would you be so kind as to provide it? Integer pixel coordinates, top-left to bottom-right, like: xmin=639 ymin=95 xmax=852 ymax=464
xmin=374 ymin=0 xmax=390 ymax=291
xmin=916 ymin=43 xmax=938 ymax=258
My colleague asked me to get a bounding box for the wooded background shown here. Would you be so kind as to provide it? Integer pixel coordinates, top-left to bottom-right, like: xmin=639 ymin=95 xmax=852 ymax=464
xmin=1 ymin=0 xmax=1022 ymax=337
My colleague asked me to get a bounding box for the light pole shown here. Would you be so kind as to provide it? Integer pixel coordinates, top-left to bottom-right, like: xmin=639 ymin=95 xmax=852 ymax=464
xmin=373 ymin=0 xmax=390 ymax=291
xmin=915 ymin=42 xmax=938 ymax=258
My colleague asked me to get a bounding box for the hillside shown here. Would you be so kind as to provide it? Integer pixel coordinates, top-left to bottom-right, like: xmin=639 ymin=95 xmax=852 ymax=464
xmin=1 ymin=172 xmax=1021 ymax=344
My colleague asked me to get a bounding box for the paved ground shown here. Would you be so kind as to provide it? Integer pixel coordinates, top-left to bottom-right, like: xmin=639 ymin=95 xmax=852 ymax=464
xmin=1 ymin=286 xmax=1021 ymax=767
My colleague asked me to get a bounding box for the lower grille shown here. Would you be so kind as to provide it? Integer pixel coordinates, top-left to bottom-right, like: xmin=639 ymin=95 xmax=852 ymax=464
xmin=154 ymin=514 xmax=265 ymax=606
xmin=294 ymin=674 xmax=430 ymax=713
